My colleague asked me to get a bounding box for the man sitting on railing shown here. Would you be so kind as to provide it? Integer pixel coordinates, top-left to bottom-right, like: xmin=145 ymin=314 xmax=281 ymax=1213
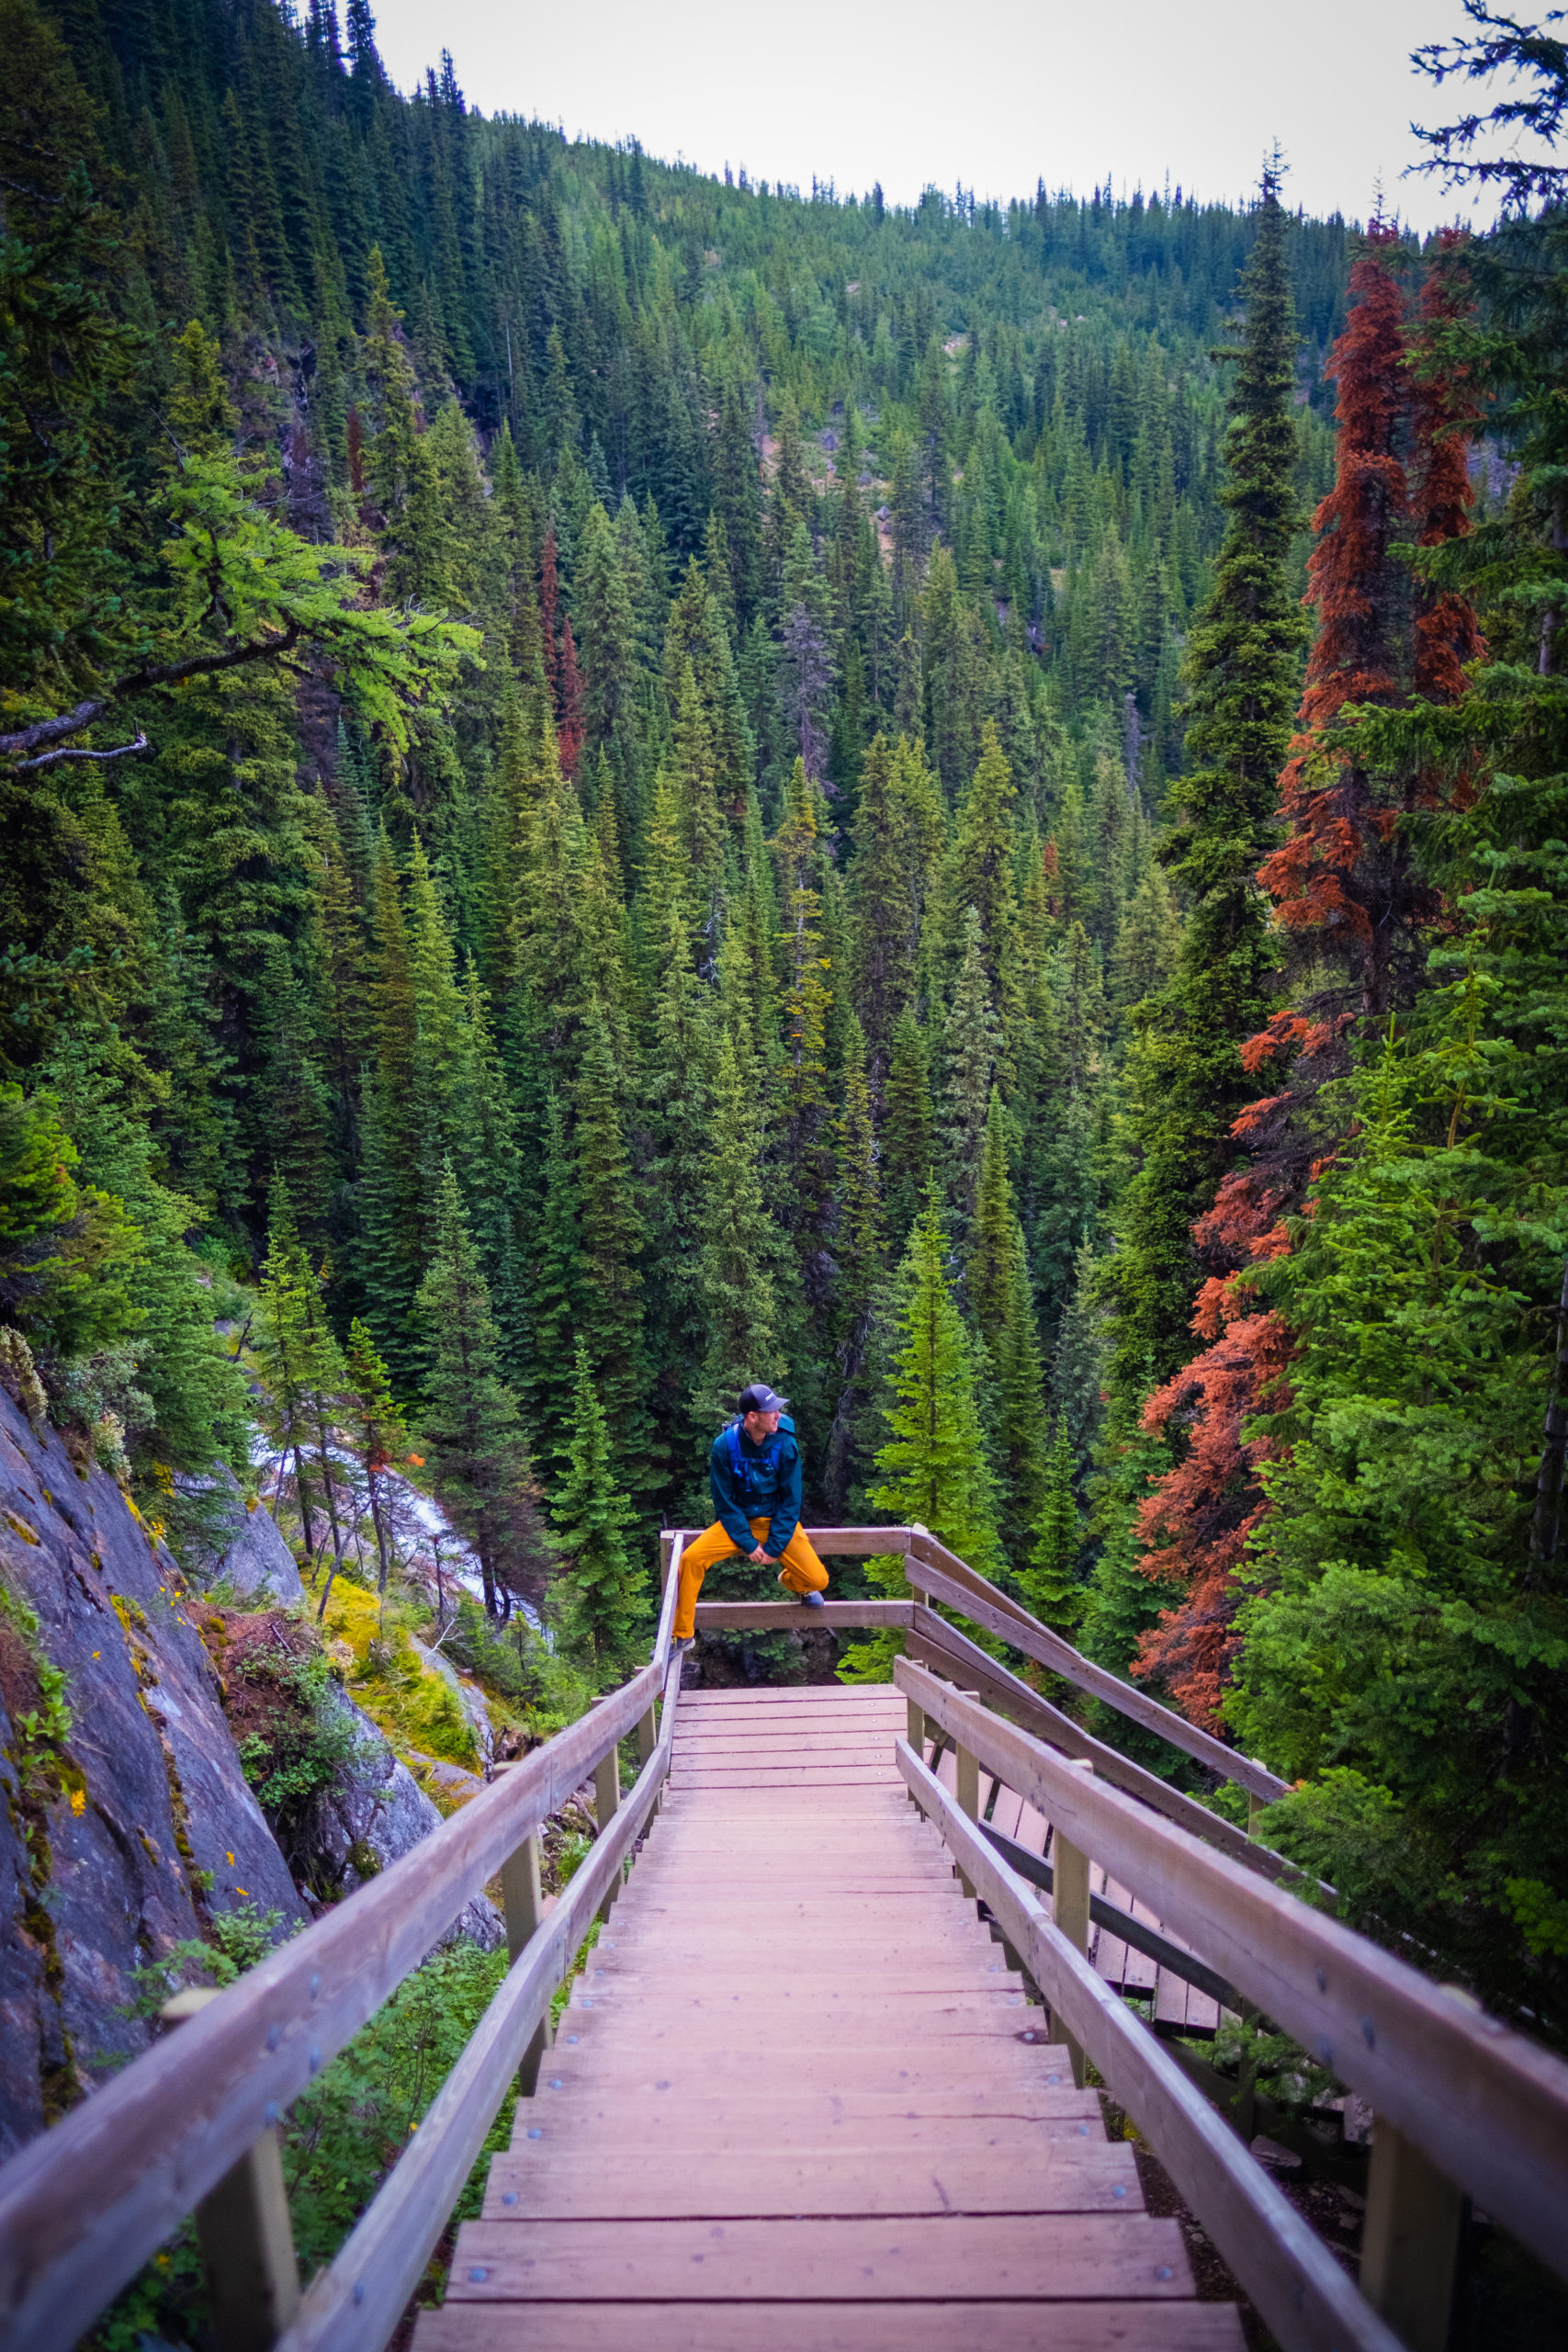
xmin=671 ymin=1383 xmax=829 ymax=1645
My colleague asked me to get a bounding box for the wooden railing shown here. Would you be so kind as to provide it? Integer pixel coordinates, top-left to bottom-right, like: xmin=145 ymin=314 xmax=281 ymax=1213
xmin=5 ymin=1521 xmax=1565 ymax=2352
xmin=682 ymin=1520 xmax=1289 ymax=1814
xmin=0 ymin=1548 xmax=686 ymax=2352
xmin=692 ymin=1522 xmax=1568 ymax=2351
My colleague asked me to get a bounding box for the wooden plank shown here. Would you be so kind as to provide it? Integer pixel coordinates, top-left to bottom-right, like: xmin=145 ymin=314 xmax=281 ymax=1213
xmin=604 ymin=1891 xmax=985 ymax=1918
xmin=535 ymin=2051 xmax=1078 ymax=2097
xmin=414 ymin=2299 xmax=1249 ymax=2352
xmin=481 ymin=2142 xmax=1142 ymax=2217
xmin=509 ymin=2108 xmax=1108 ymax=2155
xmin=671 ymin=1761 xmax=900 ymax=1778
xmin=897 ymin=1658 xmax=1568 ymax=2284
xmin=671 ymin=1732 xmax=899 ymax=1751
xmin=562 ymin=1984 xmax=1034 ymax=2018
xmin=565 ymin=1938 xmax=1001 ymax=1969
xmin=668 ymin=1525 xmax=917 ymax=1559
xmin=677 ymin=1695 xmax=907 ymax=1709
xmin=265 ymin=1668 xmax=684 ymax=2352
xmin=577 ymin=1969 xmax=1018 ymax=2000
xmin=446 ymin=2213 xmax=1197 ymax=2302
xmin=513 ymin=2086 xmax=1104 ymax=2138
xmin=900 ymin=1738 xmax=1403 ymax=2352
xmin=694 ymin=1601 xmax=916 ymax=1630
xmin=0 ymin=1653 xmax=669 ymax=2352
xmin=907 ymin=1599 xmax=1288 ymax=1815
xmin=677 ymin=1769 xmax=907 ymax=1787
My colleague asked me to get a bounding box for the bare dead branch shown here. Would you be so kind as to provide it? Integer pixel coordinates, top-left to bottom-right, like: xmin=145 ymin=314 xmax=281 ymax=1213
xmin=15 ymin=731 xmax=151 ymax=774
xmin=0 ymin=625 xmax=306 ymax=763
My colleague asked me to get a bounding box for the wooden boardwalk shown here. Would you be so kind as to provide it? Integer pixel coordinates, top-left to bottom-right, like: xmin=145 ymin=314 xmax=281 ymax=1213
xmin=419 ymin=1683 xmax=1242 ymax=2350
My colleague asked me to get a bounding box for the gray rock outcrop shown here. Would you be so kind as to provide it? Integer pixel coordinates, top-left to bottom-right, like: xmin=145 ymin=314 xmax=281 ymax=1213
xmin=299 ymin=1683 xmax=503 ymax=1951
xmin=0 ymin=1386 xmax=308 ymax=2158
xmin=409 ymin=1637 xmax=494 ymax=1771
xmin=178 ymin=1464 xmax=303 ymax=1603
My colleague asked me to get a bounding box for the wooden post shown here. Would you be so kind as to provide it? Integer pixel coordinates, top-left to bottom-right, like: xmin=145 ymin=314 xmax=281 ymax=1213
xmin=1361 ymin=2114 xmax=1463 ymax=2352
xmin=953 ymin=1715 xmax=980 ymax=1897
xmin=1052 ymin=1758 xmax=1093 ymax=2087
xmin=905 ymin=1697 xmax=925 ymax=1806
xmin=636 ymin=1704 xmax=658 ymax=1769
xmin=593 ymin=1720 xmax=621 ymax=1922
xmin=493 ymin=1766 xmax=553 ymax=2095
xmin=161 ymin=1989 xmax=299 ymax=2352
xmin=1232 ymin=2002 xmax=1260 ymax=2143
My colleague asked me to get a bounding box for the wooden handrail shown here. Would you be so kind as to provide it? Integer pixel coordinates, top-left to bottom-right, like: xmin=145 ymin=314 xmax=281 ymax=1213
xmin=693 ymin=1598 xmax=913 ymax=1630
xmin=899 ymin=1737 xmax=1404 ymax=2352
xmin=11 ymin=1518 xmax=1564 ymax=2352
xmin=653 ymin=1529 xmax=682 ymax=1663
xmin=908 ymin=1605 xmax=1300 ymax=1883
xmin=662 ymin=1524 xmax=914 ymax=1559
xmin=907 ymin=1541 xmax=1289 ymax=1804
xmin=897 ymin=1656 xmax=1568 ymax=2287
xmin=273 ymin=1655 xmax=684 ymax=2352
xmin=665 ymin=1521 xmax=1287 ymax=1802
xmin=0 ymin=1655 xmax=663 ymax=2352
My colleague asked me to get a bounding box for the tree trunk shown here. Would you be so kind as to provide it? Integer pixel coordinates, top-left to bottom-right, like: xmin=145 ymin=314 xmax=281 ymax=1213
xmin=1529 ymin=1257 xmax=1568 ymax=1578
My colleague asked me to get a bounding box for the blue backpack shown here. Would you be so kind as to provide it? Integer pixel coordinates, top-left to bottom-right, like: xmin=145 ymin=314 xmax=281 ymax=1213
xmin=722 ymin=1412 xmax=795 ymax=1500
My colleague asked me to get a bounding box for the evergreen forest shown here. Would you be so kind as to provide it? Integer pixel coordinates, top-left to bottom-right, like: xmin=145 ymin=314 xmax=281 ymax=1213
xmin=3 ymin=0 xmax=1566 ymax=2039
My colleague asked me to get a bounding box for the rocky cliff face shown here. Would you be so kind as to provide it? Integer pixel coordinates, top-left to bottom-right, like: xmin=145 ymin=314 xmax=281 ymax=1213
xmin=0 ymin=1383 xmax=500 ymax=2163
xmin=0 ymin=1385 xmax=306 ymax=2156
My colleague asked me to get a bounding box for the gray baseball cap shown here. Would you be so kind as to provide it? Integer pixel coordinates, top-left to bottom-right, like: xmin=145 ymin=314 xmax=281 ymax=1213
xmin=738 ymin=1383 xmax=789 ymax=1415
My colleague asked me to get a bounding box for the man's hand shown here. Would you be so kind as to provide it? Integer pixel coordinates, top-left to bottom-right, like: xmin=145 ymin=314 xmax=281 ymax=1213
xmin=748 ymin=1544 xmax=771 ymax=1565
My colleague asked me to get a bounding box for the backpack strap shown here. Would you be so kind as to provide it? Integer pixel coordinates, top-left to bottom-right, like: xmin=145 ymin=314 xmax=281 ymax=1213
xmin=723 ymin=1418 xmax=780 ymax=1497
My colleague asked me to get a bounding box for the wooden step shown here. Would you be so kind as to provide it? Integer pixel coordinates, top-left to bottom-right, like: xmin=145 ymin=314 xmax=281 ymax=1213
xmin=449 ymin=1680 xmax=1236 ymax=2349
xmin=535 ymin=2047 xmax=1077 ymax=2096
xmin=415 ymin=2302 xmax=1247 ymax=2352
xmin=445 ymin=2212 xmax=1195 ymax=2303
xmin=481 ymin=2140 xmax=1142 ymax=2218
xmin=512 ymin=2081 xmax=1100 ymax=2140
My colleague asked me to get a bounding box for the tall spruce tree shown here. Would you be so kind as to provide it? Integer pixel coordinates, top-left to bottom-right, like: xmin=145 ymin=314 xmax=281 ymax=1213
xmin=551 ymin=1340 xmax=647 ymax=1673
xmin=254 ymin=1173 xmax=349 ymax=1599
xmin=417 ymin=1162 xmax=546 ymax=1619
xmin=872 ymin=1189 xmax=1004 ymax=1577
xmin=343 ymin=1317 xmax=408 ymax=1596
xmin=1105 ymin=164 xmax=1308 ymax=1393
xmin=1022 ymin=1412 xmax=1081 ymax=1631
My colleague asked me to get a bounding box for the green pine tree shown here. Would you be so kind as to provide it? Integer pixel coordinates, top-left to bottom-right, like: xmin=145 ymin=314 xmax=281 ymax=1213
xmin=344 ymin=1317 xmax=408 ymax=1595
xmin=881 ymin=1004 xmax=935 ymax=1251
xmin=551 ymin=1340 xmax=649 ymax=1674
xmin=1106 ymin=164 xmax=1307 ymax=1393
xmin=693 ymin=1027 xmax=784 ymax=1442
xmin=1021 ymin=1413 xmax=1081 ymax=1632
xmin=940 ymin=908 xmax=1002 ymax=1253
xmin=417 ymin=1162 xmax=546 ymax=1621
xmin=253 ymin=1173 xmax=349 ymax=1603
xmin=872 ymin=1190 xmax=1004 ymax=1576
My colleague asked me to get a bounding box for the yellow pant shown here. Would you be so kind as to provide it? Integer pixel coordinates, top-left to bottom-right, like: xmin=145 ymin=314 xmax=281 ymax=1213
xmin=673 ymin=1516 xmax=829 ymax=1640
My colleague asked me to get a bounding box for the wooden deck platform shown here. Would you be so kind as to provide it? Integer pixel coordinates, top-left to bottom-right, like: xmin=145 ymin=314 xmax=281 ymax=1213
xmin=416 ymin=1683 xmax=1244 ymax=2350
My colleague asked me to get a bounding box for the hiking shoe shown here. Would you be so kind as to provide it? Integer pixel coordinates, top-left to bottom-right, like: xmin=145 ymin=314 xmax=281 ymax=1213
xmin=776 ymin=1570 xmax=827 ymax=1609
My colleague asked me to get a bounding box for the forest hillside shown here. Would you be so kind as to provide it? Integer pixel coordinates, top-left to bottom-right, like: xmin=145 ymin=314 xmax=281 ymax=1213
xmin=1 ymin=0 xmax=1565 ymax=2081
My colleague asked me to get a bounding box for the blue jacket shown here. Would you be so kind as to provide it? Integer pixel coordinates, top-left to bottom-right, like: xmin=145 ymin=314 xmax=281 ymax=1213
xmin=708 ymin=1414 xmax=802 ymax=1559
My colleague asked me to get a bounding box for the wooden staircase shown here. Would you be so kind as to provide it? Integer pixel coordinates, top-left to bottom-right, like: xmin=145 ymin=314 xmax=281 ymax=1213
xmin=419 ymin=1682 xmax=1242 ymax=2350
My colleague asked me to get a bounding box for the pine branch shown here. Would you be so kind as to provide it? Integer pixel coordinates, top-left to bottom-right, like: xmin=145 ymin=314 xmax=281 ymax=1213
xmin=0 ymin=628 xmax=305 ymax=763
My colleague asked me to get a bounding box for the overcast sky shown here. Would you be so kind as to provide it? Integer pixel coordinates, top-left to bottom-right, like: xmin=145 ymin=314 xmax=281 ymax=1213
xmin=362 ymin=0 xmax=1511 ymax=232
